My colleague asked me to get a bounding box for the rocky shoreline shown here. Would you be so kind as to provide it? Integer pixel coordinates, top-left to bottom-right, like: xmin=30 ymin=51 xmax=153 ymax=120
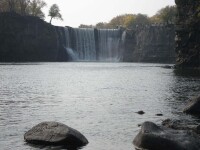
xmin=133 ymin=96 xmax=200 ymax=150
xmin=130 ymin=1 xmax=200 ymax=148
xmin=23 ymin=96 xmax=200 ymax=150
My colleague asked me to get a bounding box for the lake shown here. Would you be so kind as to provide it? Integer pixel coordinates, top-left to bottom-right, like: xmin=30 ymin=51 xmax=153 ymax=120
xmin=0 ymin=62 xmax=200 ymax=150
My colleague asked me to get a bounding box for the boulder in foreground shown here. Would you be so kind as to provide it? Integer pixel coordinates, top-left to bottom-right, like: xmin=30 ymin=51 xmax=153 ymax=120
xmin=133 ymin=121 xmax=200 ymax=150
xmin=24 ymin=122 xmax=88 ymax=147
xmin=183 ymin=96 xmax=200 ymax=114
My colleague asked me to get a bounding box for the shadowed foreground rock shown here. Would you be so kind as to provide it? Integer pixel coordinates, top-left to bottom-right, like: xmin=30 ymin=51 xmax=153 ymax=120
xmin=183 ymin=96 xmax=200 ymax=114
xmin=133 ymin=121 xmax=200 ymax=150
xmin=24 ymin=122 xmax=88 ymax=147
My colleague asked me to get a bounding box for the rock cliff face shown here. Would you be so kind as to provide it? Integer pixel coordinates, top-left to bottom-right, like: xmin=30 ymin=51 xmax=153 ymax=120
xmin=123 ymin=25 xmax=175 ymax=63
xmin=175 ymin=0 xmax=200 ymax=68
xmin=0 ymin=12 xmax=176 ymax=63
xmin=0 ymin=12 xmax=58 ymax=62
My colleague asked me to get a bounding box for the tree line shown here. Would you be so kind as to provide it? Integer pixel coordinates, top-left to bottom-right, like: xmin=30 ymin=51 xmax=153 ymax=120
xmin=0 ymin=1 xmax=176 ymax=27
xmin=0 ymin=0 xmax=62 ymax=23
xmin=79 ymin=5 xmax=176 ymax=29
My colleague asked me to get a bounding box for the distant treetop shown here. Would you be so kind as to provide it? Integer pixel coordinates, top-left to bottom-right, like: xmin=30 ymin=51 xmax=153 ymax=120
xmin=48 ymin=4 xmax=63 ymax=24
xmin=0 ymin=0 xmax=62 ymax=21
xmin=79 ymin=5 xmax=176 ymax=29
xmin=151 ymin=5 xmax=177 ymax=24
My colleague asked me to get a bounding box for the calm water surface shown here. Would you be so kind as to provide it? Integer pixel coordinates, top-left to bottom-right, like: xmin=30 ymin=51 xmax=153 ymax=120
xmin=0 ymin=62 xmax=200 ymax=150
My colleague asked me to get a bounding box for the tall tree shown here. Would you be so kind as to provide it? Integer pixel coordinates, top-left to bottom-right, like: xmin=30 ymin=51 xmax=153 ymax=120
xmin=95 ymin=22 xmax=108 ymax=29
xmin=108 ymin=14 xmax=136 ymax=28
xmin=134 ymin=14 xmax=150 ymax=25
xmin=79 ymin=24 xmax=93 ymax=28
xmin=7 ymin=0 xmax=17 ymax=12
xmin=152 ymin=5 xmax=177 ymax=24
xmin=0 ymin=0 xmax=8 ymax=12
xmin=28 ymin=0 xmax=46 ymax=19
xmin=48 ymin=4 xmax=63 ymax=24
xmin=0 ymin=0 xmax=20 ymax=13
xmin=109 ymin=15 xmax=126 ymax=28
xmin=124 ymin=15 xmax=135 ymax=28
xmin=18 ymin=0 xmax=30 ymax=15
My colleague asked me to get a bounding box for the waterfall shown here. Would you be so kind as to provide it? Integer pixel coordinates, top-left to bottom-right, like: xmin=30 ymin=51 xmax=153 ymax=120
xmin=98 ymin=29 xmax=122 ymax=61
xmin=56 ymin=26 xmax=124 ymax=62
xmin=63 ymin=27 xmax=78 ymax=61
xmin=73 ymin=28 xmax=96 ymax=61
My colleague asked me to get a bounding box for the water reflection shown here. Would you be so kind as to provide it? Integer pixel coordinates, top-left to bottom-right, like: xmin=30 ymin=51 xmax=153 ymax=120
xmin=25 ymin=143 xmax=85 ymax=150
xmin=174 ymin=68 xmax=200 ymax=77
xmin=0 ymin=63 xmax=41 ymax=65
xmin=168 ymin=68 xmax=200 ymax=123
xmin=0 ymin=63 xmax=200 ymax=150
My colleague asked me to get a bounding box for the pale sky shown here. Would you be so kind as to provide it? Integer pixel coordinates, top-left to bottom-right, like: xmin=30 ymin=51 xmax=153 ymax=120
xmin=44 ymin=0 xmax=175 ymax=27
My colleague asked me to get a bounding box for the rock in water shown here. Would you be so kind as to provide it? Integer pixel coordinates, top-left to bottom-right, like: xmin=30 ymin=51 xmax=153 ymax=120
xmin=136 ymin=110 xmax=145 ymax=115
xmin=183 ymin=96 xmax=200 ymax=114
xmin=156 ymin=113 xmax=163 ymax=116
xmin=24 ymin=122 xmax=88 ymax=147
xmin=133 ymin=121 xmax=200 ymax=150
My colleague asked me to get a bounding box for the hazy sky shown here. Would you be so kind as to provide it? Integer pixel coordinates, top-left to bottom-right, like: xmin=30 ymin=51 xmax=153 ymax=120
xmin=44 ymin=0 xmax=175 ymax=27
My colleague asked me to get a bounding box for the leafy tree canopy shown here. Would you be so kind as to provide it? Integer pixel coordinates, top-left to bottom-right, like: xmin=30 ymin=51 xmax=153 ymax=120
xmin=152 ymin=5 xmax=177 ymax=24
xmin=28 ymin=0 xmax=46 ymax=19
xmin=95 ymin=22 xmax=108 ymax=29
xmin=93 ymin=14 xmax=150 ymax=29
xmin=134 ymin=14 xmax=150 ymax=25
xmin=78 ymin=5 xmax=177 ymax=29
xmin=0 ymin=0 xmax=47 ymax=19
xmin=48 ymin=4 xmax=63 ymax=24
xmin=79 ymin=24 xmax=94 ymax=28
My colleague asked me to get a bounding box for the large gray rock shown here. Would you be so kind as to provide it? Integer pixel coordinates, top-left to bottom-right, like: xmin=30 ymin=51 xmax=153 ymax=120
xmin=183 ymin=96 xmax=200 ymax=114
xmin=24 ymin=122 xmax=88 ymax=147
xmin=133 ymin=121 xmax=200 ymax=150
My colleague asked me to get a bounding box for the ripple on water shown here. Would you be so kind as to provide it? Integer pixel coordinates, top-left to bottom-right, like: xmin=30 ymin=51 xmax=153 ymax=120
xmin=0 ymin=63 xmax=200 ymax=150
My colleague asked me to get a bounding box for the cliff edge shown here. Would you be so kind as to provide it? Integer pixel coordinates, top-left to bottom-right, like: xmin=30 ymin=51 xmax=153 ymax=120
xmin=0 ymin=12 xmax=58 ymax=62
xmin=175 ymin=0 xmax=200 ymax=68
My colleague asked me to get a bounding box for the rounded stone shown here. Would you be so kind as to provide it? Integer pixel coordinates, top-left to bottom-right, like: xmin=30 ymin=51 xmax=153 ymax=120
xmin=133 ymin=121 xmax=200 ymax=150
xmin=24 ymin=122 xmax=88 ymax=147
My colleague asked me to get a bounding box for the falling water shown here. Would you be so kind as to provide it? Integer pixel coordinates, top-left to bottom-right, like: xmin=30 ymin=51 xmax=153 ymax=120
xmin=98 ymin=29 xmax=122 ymax=61
xmin=73 ymin=28 xmax=96 ymax=61
xmin=56 ymin=27 xmax=123 ymax=62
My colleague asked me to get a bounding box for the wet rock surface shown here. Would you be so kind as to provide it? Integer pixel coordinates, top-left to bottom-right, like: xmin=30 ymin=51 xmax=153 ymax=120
xmin=133 ymin=121 xmax=200 ymax=150
xmin=183 ymin=96 xmax=200 ymax=114
xmin=24 ymin=122 xmax=88 ymax=148
xmin=135 ymin=110 xmax=145 ymax=115
xmin=123 ymin=25 xmax=175 ymax=63
xmin=155 ymin=113 xmax=163 ymax=116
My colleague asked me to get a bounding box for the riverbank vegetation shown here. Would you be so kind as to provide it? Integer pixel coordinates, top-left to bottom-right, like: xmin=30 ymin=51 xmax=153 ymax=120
xmin=0 ymin=1 xmax=176 ymax=28
xmin=0 ymin=0 xmax=46 ymax=19
xmin=0 ymin=0 xmax=62 ymax=22
xmin=79 ymin=5 xmax=176 ymax=29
